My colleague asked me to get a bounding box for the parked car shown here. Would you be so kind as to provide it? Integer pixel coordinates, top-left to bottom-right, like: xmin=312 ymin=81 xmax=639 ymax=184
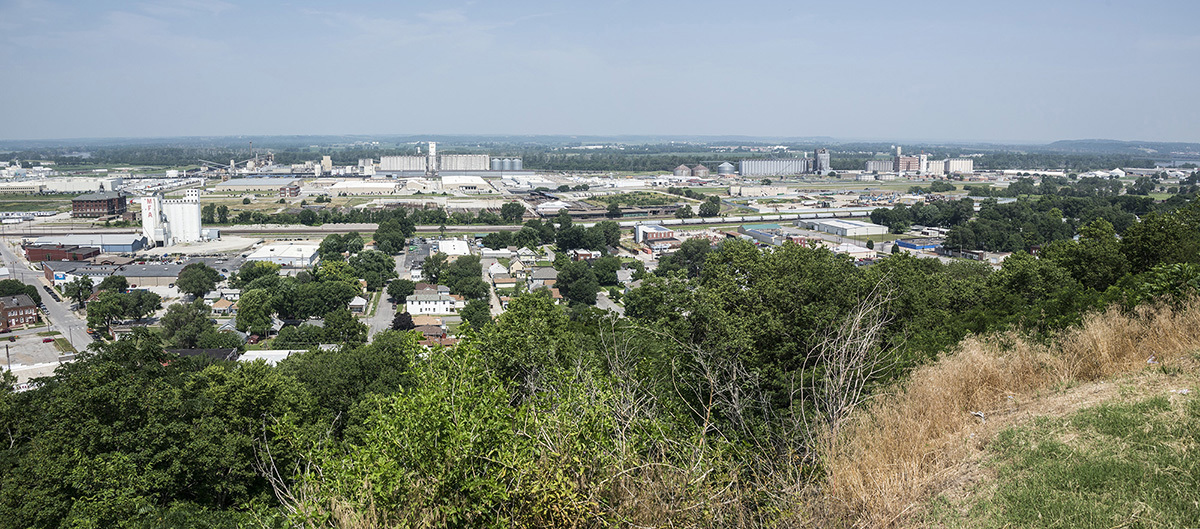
xmin=42 ymin=338 xmax=54 ymax=343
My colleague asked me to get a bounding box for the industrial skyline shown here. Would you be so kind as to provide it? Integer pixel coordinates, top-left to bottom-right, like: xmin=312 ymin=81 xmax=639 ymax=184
xmin=1 ymin=0 xmax=1197 ymax=143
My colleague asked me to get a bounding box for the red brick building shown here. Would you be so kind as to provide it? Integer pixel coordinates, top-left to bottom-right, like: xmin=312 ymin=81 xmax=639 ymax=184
xmin=71 ymin=191 xmax=127 ymax=218
xmin=0 ymin=294 xmax=38 ymax=331
xmin=24 ymin=244 xmax=101 ymax=262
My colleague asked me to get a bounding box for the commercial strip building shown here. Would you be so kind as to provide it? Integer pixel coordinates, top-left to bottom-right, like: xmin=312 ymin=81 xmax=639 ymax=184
xmin=71 ymin=191 xmax=128 ymax=218
xmin=244 ymin=243 xmax=320 ymax=268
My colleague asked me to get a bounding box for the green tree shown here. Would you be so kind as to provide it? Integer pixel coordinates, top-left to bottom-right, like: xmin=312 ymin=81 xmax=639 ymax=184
xmin=387 ymin=279 xmax=416 ymax=302
xmin=160 ymin=300 xmax=215 ymax=349
xmin=421 ymin=253 xmax=449 ymax=285
xmin=350 ymin=250 xmax=397 ymax=291
xmin=557 ymin=260 xmax=599 ymax=305
xmin=235 ymin=289 xmax=273 ymax=336
xmin=232 ymin=260 xmax=280 ymax=288
xmin=866 ymin=239 xmax=875 ymax=250
xmin=460 ymin=298 xmax=492 ymax=329
xmin=698 ymin=201 xmax=720 ymax=217
xmin=176 ymin=263 xmax=221 ymax=298
xmin=85 ymin=290 xmax=124 ymax=331
xmin=63 ymin=276 xmax=94 ymax=308
xmin=500 ymin=202 xmax=527 ymax=224
xmin=675 ymin=204 xmax=694 ymax=219
xmin=323 ymin=308 xmax=367 ymax=345
xmin=241 ymin=197 xmax=251 ymax=205
xmin=216 ymin=205 xmax=229 ymax=223
xmin=121 ymin=290 xmax=162 ymax=321
xmin=392 ymin=312 xmax=415 ymax=331
xmin=201 ymin=203 xmax=215 ymax=224
xmin=592 ymin=256 xmax=622 ymax=286
xmin=606 ymin=202 xmax=622 ymax=218
xmin=97 ymin=275 xmax=128 ymax=293
xmin=1042 ymin=218 xmax=1129 ymax=292
xmin=0 ymin=279 xmax=40 ymax=304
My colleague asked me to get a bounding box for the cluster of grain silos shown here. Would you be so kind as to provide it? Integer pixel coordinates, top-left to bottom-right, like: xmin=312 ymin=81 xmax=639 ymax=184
xmin=490 ymin=158 xmax=523 ymax=171
xmin=674 ymin=164 xmax=714 ymax=177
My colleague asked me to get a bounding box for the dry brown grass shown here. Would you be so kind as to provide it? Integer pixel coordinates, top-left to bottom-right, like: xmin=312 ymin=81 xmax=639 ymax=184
xmin=821 ymin=299 xmax=1200 ymax=528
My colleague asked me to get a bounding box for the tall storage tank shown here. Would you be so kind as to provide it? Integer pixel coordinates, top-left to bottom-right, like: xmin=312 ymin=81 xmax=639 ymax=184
xmin=491 ymin=158 xmax=503 ymax=171
xmin=501 ymin=158 xmax=515 ymax=171
xmin=512 ymin=158 xmax=523 ymax=170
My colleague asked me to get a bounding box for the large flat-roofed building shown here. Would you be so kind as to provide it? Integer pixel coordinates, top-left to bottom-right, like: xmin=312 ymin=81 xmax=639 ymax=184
xmin=405 ymin=293 xmax=459 ymax=315
xmin=245 ymin=243 xmax=320 ymax=267
xmin=72 ymin=191 xmax=127 ymax=218
xmin=634 ymin=224 xmax=675 ymax=243
xmin=214 ymin=178 xmax=300 ymax=193
xmin=117 ymin=263 xmax=187 ymax=287
xmin=439 ymin=154 xmax=490 ymax=171
xmin=0 ymin=294 xmax=38 ymax=331
xmin=440 ymin=175 xmax=494 ymax=193
xmin=328 ymin=180 xmax=400 ymax=195
xmin=946 ymin=158 xmax=974 ymax=174
xmin=24 ymin=244 xmax=101 ymax=262
xmin=380 ymin=155 xmax=427 ymax=172
xmin=434 ymin=240 xmax=471 ymax=257
xmin=33 ymin=234 xmax=148 ymax=254
xmin=739 ymin=158 xmax=813 ymax=176
xmin=729 ymin=185 xmax=788 ymax=197
xmin=865 ymin=160 xmax=893 ymax=173
xmin=804 ymin=219 xmax=889 ymax=237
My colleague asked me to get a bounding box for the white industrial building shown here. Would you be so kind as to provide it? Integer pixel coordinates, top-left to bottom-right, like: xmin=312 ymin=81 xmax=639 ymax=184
xmin=245 ymin=243 xmax=320 ymax=267
xmin=379 ymin=156 xmax=428 ymax=172
xmin=140 ymin=190 xmax=203 ymax=247
xmin=946 ymin=158 xmax=974 ymax=174
xmin=440 ymin=175 xmax=494 ymax=193
xmin=434 ymin=240 xmax=471 ymax=257
xmin=805 ymin=219 xmax=889 ymax=237
xmin=0 ymin=176 xmax=123 ymax=194
xmin=328 ymin=180 xmax=400 ymax=195
xmin=864 ymin=160 xmax=893 ymax=173
xmin=439 ymin=154 xmax=490 ymax=171
xmin=729 ymin=185 xmax=788 ymax=197
xmin=739 ymin=159 xmax=813 ymax=176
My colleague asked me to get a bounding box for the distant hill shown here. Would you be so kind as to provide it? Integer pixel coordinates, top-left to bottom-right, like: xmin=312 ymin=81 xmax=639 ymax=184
xmin=1041 ymin=139 xmax=1200 ymax=157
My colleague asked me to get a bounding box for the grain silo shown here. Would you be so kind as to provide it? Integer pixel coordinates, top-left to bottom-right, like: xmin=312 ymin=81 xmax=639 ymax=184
xmin=692 ymin=165 xmax=710 ymax=177
xmin=717 ymin=162 xmax=735 ymax=176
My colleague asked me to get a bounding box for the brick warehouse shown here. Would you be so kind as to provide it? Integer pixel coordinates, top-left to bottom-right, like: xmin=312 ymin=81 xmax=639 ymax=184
xmin=71 ymin=191 xmax=127 ymax=218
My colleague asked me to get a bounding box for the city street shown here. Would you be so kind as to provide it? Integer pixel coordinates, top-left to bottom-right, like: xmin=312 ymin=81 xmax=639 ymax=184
xmin=0 ymin=238 xmax=93 ymax=353
xmin=366 ymin=250 xmax=406 ymax=340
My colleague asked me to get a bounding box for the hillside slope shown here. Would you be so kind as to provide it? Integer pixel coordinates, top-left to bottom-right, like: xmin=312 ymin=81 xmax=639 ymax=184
xmin=820 ymin=301 xmax=1200 ymax=527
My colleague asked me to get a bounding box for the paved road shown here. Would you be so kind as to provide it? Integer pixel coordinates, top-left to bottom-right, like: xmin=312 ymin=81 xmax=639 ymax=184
xmin=595 ymin=291 xmax=625 ymax=316
xmin=366 ymin=250 xmax=407 ymax=340
xmin=0 ymin=238 xmax=94 ymax=357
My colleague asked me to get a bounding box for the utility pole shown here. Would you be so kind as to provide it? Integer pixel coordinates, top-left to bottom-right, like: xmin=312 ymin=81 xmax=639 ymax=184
xmin=6 ymin=343 xmax=10 ymax=373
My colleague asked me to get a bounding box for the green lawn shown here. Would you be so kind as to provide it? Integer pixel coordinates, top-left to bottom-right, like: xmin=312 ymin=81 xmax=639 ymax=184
xmin=929 ymin=391 xmax=1200 ymax=527
xmin=53 ymin=338 xmax=76 ymax=354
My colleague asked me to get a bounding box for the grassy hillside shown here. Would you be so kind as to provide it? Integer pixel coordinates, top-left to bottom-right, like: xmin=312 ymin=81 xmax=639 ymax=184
xmin=819 ymin=301 xmax=1200 ymax=527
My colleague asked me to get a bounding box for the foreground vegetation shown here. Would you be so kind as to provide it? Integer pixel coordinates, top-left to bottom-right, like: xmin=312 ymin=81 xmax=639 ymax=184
xmin=2 ymin=202 xmax=1200 ymax=527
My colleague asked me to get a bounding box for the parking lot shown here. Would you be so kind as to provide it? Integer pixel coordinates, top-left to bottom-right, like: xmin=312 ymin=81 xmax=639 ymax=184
xmin=3 ymin=328 xmax=70 ymax=382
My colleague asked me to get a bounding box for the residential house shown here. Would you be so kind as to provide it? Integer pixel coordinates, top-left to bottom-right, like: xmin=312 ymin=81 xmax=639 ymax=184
xmin=349 ymin=296 xmax=369 ymax=313
xmin=0 ymin=294 xmax=38 ymax=331
xmin=406 ymin=293 xmax=459 ymax=315
xmin=508 ymin=257 xmax=529 ymax=279
xmin=211 ymin=298 xmax=237 ymax=315
xmin=487 ymin=261 xmax=508 ymax=276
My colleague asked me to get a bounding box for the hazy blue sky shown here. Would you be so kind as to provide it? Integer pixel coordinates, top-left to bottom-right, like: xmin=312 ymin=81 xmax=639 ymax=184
xmin=2 ymin=0 xmax=1198 ymax=142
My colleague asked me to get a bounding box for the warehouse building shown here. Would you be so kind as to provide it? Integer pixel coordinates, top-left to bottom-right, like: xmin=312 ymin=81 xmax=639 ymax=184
xmin=803 ymin=219 xmax=889 ymax=237
xmin=440 ymin=175 xmax=495 ymax=194
xmin=244 ymin=243 xmax=320 ymax=268
xmin=32 ymin=234 xmax=148 ymax=254
xmin=634 ymin=224 xmax=675 ymax=243
xmin=214 ymin=178 xmax=301 ymax=193
xmin=739 ymin=158 xmax=814 ymax=176
xmin=24 ymin=244 xmax=101 ymax=262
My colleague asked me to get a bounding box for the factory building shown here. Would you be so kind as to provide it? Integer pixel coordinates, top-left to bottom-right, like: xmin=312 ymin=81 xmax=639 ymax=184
xmin=865 ymin=160 xmax=893 ymax=173
xmin=439 ymin=154 xmax=490 ymax=171
xmin=440 ymin=175 xmax=494 ymax=194
xmin=634 ymin=224 xmax=675 ymax=244
xmin=328 ymin=180 xmax=400 ymax=195
xmin=24 ymin=244 xmax=101 ymax=262
xmin=739 ymin=158 xmax=814 ymax=176
xmin=802 ymin=219 xmax=889 ymax=237
xmin=71 ymin=191 xmax=127 ymax=218
xmin=925 ymin=159 xmax=946 ymax=175
xmin=245 ymin=243 xmax=320 ymax=268
xmin=946 ymin=158 xmax=974 ymax=174
xmin=32 ymin=234 xmax=148 ymax=254
xmin=141 ymin=190 xmax=202 ymax=247
xmin=729 ymin=186 xmax=788 ymax=197
xmin=215 ymin=178 xmax=301 ymax=193
xmin=815 ymin=149 xmax=832 ymax=175
xmin=895 ymin=156 xmax=920 ymax=172
xmin=380 ymin=156 xmax=428 ymax=172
